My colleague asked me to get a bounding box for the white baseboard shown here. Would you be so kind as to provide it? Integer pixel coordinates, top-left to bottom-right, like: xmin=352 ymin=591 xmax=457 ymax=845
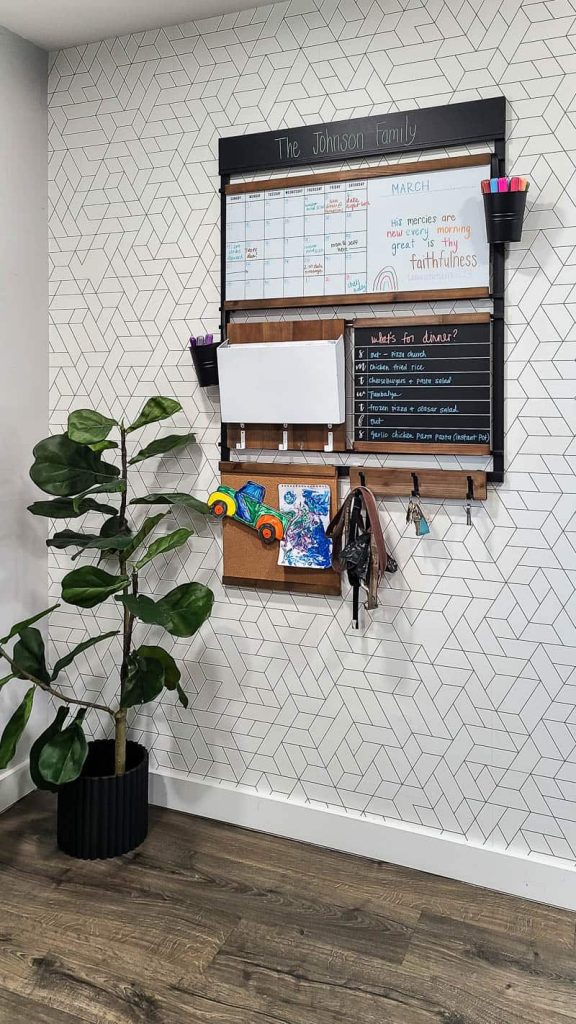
xmin=0 ymin=761 xmax=34 ymax=815
xmin=150 ymin=769 xmax=576 ymax=912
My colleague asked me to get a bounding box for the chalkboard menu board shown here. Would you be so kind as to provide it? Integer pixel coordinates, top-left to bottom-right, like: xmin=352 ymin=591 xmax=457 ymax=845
xmin=353 ymin=315 xmax=492 ymax=455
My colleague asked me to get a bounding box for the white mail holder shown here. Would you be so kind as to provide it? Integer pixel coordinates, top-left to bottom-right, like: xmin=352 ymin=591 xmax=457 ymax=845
xmin=217 ymin=336 xmax=346 ymax=426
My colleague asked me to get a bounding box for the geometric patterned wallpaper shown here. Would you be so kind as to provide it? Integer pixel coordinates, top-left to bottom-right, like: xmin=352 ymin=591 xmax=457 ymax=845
xmin=48 ymin=0 xmax=576 ymax=867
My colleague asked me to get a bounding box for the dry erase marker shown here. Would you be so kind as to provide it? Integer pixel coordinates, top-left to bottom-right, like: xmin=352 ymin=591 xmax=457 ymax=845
xmin=510 ymin=176 xmax=520 ymax=191
xmin=189 ymin=336 xmax=197 ymax=348
xmin=490 ymin=178 xmax=498 ymax=192
xmin=205 ymin=333 xmax=214 ymax=345
xmin=498 ymin=177 xmax=508 ymax=192
xmin=481 ymin=179 xmax=490 ymax=193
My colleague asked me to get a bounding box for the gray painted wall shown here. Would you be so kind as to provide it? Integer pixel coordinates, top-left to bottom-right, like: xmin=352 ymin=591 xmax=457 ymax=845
xmin=0 ymin=27 xmax=48 ymax=779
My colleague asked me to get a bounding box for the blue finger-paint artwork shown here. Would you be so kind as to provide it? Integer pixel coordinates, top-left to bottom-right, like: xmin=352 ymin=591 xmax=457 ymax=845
xmin=278 ymin=484 xmax=332 ymax=570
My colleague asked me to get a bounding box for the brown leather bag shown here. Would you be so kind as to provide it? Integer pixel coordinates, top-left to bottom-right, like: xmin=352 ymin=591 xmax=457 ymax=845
xmin=327 ymin=484 xmax=397 ymax=626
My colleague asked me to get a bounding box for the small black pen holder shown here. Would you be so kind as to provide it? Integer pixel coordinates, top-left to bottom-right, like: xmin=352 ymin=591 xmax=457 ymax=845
xmin=483 ymin=190 xmax=527 ymax=244
xmin=190 ymin=341 xmax=221 ymax=387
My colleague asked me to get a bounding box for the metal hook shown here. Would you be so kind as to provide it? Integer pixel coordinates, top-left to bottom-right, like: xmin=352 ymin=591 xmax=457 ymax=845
xmin=411 ymin=472 xmax=420 ymax=498
xmin=465 ymin=475 xmax=474 ymax=526
xmin=359 ymin=471 xmax=366 ymax=488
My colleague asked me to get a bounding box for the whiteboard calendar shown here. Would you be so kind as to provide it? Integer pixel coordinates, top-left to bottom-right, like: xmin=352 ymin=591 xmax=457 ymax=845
xmin=224 ymin=161 xmax=490 ymax=306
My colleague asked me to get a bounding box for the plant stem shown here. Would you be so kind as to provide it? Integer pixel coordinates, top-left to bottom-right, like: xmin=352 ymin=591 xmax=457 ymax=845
xmin=0 ymin=646 xmax=115 ymax=716
xmin=119 ymin=425 xmax=128 ymax=528
xmin=114 ymin=709 xmax=127 ymax=775
xmin=117 ymin=424 xmax=131 ymax=776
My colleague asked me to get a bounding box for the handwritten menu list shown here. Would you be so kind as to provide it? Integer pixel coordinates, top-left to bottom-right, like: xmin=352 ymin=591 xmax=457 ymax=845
xmin=354 ymin=321 xmax=492 ymax=449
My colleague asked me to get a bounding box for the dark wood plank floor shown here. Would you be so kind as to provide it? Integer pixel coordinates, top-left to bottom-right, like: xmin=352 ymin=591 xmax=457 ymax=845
xmin=0 ymin=792 xmax=575 ymax=1023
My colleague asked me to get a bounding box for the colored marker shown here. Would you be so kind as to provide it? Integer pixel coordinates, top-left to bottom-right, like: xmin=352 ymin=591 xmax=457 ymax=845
xmin=481 ymin=179 xmax=490 ymax=194
xmin=490 ymin=178 xmax=498 ymax=192
xmin=498 ymin=177 xmax=508 ymax=192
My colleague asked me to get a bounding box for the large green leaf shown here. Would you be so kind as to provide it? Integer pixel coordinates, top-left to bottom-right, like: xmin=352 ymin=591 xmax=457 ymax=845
xmin=30 ymin=434 xmax=120 ymax=497
xmin=89 ymin=440 xmax=119 ymax=453
xmin=129 ymin=433 xmax=196 ymax=466
xmin=74 ymin=481 xmax=126 ymax=498
xmin=0 ymin=603 xmax=59 ymax=645
xmin=0 ymin=675 xmax=14 ymax=689
xmin=118 ymin=582 xmax=214 ymax=638
xmin=51 ymin=630 xmax=120 ymax=681
xmin=12 ymin=628 xmax=50 ymax=685
xmin=38 ymin=710 xmax=88 ymax=786
xmin=28 ymin=497 xmax=118 ymax=519
xmin=97 ymin=515 xmax=132 ymax=563
xmin=126 ymin=397 xmax=182 ymax=434
xmin=47 ymin=529 xmax=135 ymax=560
xmin=136 ymin=645 xmax=180 ymax=689
xmin=120 ymin=652 xmax=165 ymax=709
xmin=71 ymin=480 xmax=125 ymax=513
xmin=133 ymin=528 xmax=193 ymax=571
xmin=68 ymin=409 xmax=117 ymax=445
xmin=130 ymin=492 xmax=209 ymax=514
xmin=122 ymin=513 xmax=166 ymax=560
xmin=100 ymin=514 xmax=130 ymax=539
xmin=29 ymin=706 xmax=70 ymax=792
xmin=0 ymin=687 xmax=35 ymax=770
xmin=62 ymin=567 xmax=128 ymax=608
xmin=71 ymin=479 xmax=124 ymax=512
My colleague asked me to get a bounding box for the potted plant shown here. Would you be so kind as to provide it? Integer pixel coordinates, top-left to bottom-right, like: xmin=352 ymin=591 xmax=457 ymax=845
xmin=0 ymin=397 xmax=214 ymax=858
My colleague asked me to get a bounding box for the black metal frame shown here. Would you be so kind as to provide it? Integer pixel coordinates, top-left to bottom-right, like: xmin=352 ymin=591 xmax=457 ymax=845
xmin=220 ymin=173 xmax=231 ymax=462
xmin=218 ymin=97 xmax=507 ymax=482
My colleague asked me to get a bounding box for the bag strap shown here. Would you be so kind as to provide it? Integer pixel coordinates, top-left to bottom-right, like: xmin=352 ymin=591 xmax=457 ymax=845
xmin=327 ymin=484 xmax=390 ymax=618
xmin=357 ymin=485 xmax=387 ymax=584
xmin=326 ymin=491 xmax=356 ymax=570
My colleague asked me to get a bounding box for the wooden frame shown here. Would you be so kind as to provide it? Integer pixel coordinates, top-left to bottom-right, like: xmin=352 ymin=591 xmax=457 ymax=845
xmin=350 ymin=467 xmax=487 ymax=500
xmin=225 ymin=153 xmax=491 ymax=194
xmin=352 ymin=312 xmax=492 ymax=456
xmin=223 ymin=154 xmax=491 ymax=311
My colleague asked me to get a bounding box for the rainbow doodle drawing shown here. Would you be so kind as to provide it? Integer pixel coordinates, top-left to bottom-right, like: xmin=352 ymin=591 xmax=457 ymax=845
xmin=277 ymin=484 xmax=332 ymax=570
xmin=373 ymin=266 xmax=399 ymax=292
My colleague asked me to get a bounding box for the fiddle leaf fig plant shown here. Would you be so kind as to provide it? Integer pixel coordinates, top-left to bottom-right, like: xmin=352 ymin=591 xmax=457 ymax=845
xmin=0 ymin=397 xmax=213 ymax=785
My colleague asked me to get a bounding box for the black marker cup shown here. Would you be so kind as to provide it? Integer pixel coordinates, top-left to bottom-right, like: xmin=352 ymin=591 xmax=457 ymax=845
xmin=190 ymin=340 xmax=221 ymax=387
xmin=483 ymin=190 xmax=527 ymax=244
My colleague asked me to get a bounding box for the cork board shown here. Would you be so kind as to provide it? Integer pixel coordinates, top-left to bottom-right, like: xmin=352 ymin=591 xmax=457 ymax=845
xmin=219 ymin=461 xmax=341 ymax=596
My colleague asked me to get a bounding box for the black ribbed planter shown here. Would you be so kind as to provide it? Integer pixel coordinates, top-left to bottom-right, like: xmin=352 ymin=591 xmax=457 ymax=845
xmin=57 ymin=740 xmax=149 ymax=860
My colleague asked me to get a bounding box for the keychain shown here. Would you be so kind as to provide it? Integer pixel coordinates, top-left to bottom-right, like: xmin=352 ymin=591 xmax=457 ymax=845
xmin=407 ymin=474 xmax=430 ymax=537
xmin=465 ymin=475 xmax=474 ymax=527
xmin=406 ymin=497 xmax=430 ymax=537
xmin=465 ymin=496 xmax=472 ymax=526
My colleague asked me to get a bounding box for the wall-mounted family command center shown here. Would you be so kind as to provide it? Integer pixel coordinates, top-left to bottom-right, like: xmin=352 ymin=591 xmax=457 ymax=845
xmin=201 ymin=96 xmax=512 ymax=596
